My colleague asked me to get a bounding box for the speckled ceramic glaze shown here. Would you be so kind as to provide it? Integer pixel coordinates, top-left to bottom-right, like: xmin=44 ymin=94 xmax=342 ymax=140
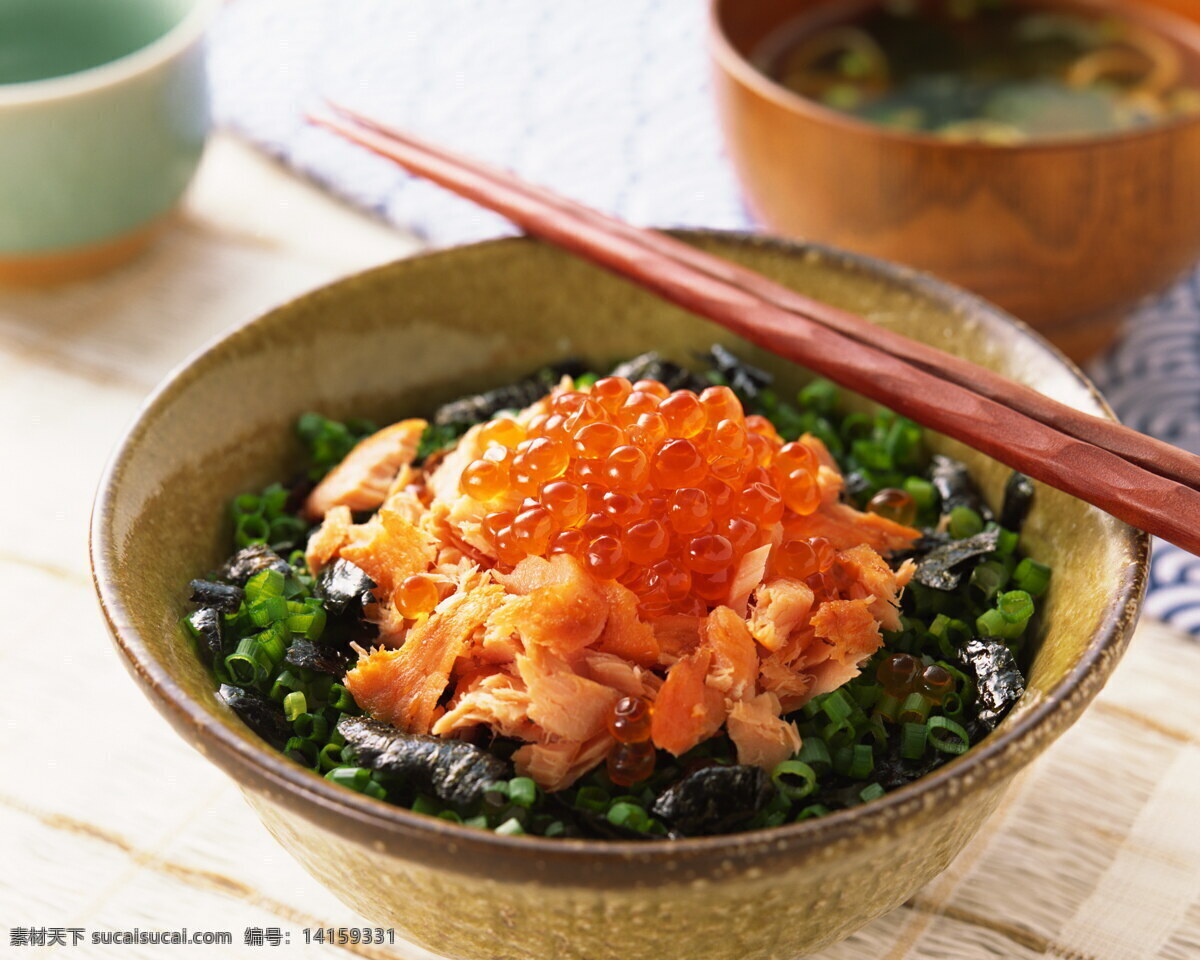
xmin=91 ymin=232 xmax=1147 ymax=960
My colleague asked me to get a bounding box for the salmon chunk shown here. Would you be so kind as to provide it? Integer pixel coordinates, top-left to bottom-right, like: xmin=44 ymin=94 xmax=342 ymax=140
xmin=343 ymin=582 xmax=505 ymax=734
xmin=304 ymin=419 xmax=426 ymax=520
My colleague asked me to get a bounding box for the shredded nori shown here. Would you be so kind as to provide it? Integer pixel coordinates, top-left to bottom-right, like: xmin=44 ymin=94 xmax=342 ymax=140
xmin=608 ymin=352 xmax=708 ymax=393
xmin=219 ymin=684 xmax=293 ymax=748
xmin=315 ymin=558 xmax=376 ymax=615
xmin=433 ymin=360 xmax=587 ymax=427
xmin=930 ymin=454 xmax=994 ymax=521
xmin=910 ymin=528 xmax=1003 ymax=590
xmin=703 ymin=343 xmax=772 ymax=401
xmin=219 ymin=544 xmax=291 ymax=586
xmin=1000 ymin=472 xmax=1036 ymax=531
xmin=186 ymin=607 xmax=224 ymax=661
xmin=338 ymin=717 xmax=511 ymax=810
xmin=958 ymin=637 xmax=1026 ymax=733
xmin=652 ymin=765 xmax=774 ymax=836
xmin=284 ymin=637 xmax=354 ymax=677
xmin=188 ymin=579 xmax=244 ymax=614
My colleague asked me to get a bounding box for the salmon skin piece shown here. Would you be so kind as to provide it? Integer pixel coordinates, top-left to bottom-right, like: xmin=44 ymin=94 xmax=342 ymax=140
xmin=338 ymin=717 xmax=510 ymax=809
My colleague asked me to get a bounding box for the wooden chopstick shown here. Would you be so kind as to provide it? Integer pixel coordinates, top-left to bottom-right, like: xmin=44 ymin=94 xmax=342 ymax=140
xmin=329 ymin=102 xmax=1200 ymax=493
xmin=310 ymin=107 xmax=1200 ymax=555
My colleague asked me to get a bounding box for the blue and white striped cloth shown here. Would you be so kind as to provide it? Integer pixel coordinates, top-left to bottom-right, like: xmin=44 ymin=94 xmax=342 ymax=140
xmin=209 ymin=0 xmax=1200 ymax=635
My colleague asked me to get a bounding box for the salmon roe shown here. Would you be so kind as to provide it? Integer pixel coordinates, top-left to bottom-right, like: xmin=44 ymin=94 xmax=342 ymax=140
xmin=606 ymin=696 xmax=656 ymax=785
xmin=460 ymin=377 xmax=826 ymax=613
xmin=394 ymin=574 xmax=440 ymax=619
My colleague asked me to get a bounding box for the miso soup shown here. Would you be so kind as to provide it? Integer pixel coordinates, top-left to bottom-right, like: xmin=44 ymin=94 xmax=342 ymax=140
xmin=757 ymin=0 xmax=1200 ymax=143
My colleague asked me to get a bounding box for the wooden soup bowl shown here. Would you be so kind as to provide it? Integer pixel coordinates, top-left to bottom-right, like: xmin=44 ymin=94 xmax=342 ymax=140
xmin=92 ymin=233 xmax=1146 ymax=960
xmin=710 ymin=0 xmax=1200 ymax=361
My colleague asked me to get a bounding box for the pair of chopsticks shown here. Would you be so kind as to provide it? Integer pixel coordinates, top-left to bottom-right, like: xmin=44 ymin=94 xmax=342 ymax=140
xmin=311 ymin=104 xmax=1200 ymax=556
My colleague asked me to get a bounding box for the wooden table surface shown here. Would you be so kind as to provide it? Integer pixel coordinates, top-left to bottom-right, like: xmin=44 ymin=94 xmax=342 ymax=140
xmin=2 ymin=135 xmax=1198 ymax=960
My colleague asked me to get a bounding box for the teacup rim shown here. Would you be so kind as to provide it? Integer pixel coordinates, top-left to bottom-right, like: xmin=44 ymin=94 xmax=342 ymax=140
xmin=0 ymin=0 xmax=218 ymax=107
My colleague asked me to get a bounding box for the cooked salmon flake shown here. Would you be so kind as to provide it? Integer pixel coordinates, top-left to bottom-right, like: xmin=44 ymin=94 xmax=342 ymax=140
xmin=316 ymin=376 xmax=922 ymax=790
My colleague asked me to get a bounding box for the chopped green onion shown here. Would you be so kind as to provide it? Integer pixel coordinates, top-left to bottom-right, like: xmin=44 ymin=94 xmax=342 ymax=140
xmin=795 ymin=803 xmax=831 ymax=821
xmin=318 ymin=742 xmax=344 ymax=772
xmin=873 ymin=691 xmax=902 ymax=723
xmin=948 ymin=506 xmax=984 ymax=539
xmin=998 ymin=589 xmax=1034 ymax=625
xmin=463 ymin=815 xmax=489 ymax=829
xmin=1014 ymin=558 xmax=1051 ymax=597
xmin=225 ymin=637 xmax=274 ymax=686
xmin=772 ymin=760 xmax=818 ymax=801
xmin=231 ymin=493 xmax=263 ymax=518
xmin=607 ymin=802 xmax=652 ymax=831
xmin=284 ymin=737 xmax=318 ymax=766
xmin=991 ymin=526 xmax=1020 ymax=558
xmin=507 ymin=777 xmax=538 ymax=809
xmin=363 ymin=780 xmax=387 ymax=801
xmin=574 ymin=786 xmax=610 ymax=813
xmin=328 ymin=683 xmax=356 ymax=712
xmin=269 ymin=515 xmax=307 ymax=546
xmin=495 ymin=817 xmax=526 ymax=836
xmin=799 ymin=379 xmax=838 ymax=414
xmin=282 ymin=690 xmax=307 ymax=721
xmin=245 ymin=568 xmax=286 ymax=601
xmin=969 ymin=561 xmax=1008 ymax=604
xmin=900 ymin=722 xmax=929 ymax=759
xmin=847 ymin=744 xmax=875 ymax=780
xmin=859 ymin=783 xmax=886 ymax=803
xmin=287 ymin=604 xmax=327 ymax=641
xmin=235 ymin=514 xmax=270 ymax=547
xmin=412 ymin=796 xmax=442 ymax=816
xmin=898 ymin=692 xmax=933 ymax=724
xmin=260 ymin=483 xmax=288 ymax=519
xmin=437 ymin=810 xmax=464 ymax=823
xmin=248 ymin=595 xmax=289 ymax=627
xmin=821 ymin=690 xmax=856 ymax=725
xmin=903 ymin=476 xmax=937 ymax=512
xmin=293 ymin=712 xmax=328 ymax=742
xmin=927 ymin=716 xmax=971 ymax=755
xmin=796 ymin=738 xmax=832 ymax=773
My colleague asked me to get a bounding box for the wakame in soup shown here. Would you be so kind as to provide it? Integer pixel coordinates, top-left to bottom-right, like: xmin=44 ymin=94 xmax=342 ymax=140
xmin=758 ymin=0 xmax=1200 ymax=143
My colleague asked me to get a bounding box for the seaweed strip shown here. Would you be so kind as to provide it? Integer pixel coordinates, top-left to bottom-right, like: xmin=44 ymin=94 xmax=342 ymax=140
xmin=704 ymin=343 xmax=772 ymax=400
xmin=316 ymin=559 xmax=376 ymax=615
xmin=910 ymin=529 xmax=1002 ymax=590
xmin=338 ymin=717 xmax=511 ymax=809
xmin=433 ymin=360 xmax=587 ymax=427
xmin=188 ymin=579 xmax=244 ymax=614
xmin=651 ymin=765 xmax=774 ymax=836
xmin=930 ymin=455 xmax=993 ymax=521
xmin=186 ymin=607 xmax=224 ymax=661
xmin=958 ymin=638 xmax=1026 ymax=733
xmin=285 ymin=637 xmax=354 ymax=677
xmin=219 ymin=684 xmax=292 ymax=748
xmin=608 ymin=352 xmax=708 ymax=392
xmin=1000 ymin=472 xmax=1035 ymax=531
xmin=220 ymin=544 xmax=291 ymax=586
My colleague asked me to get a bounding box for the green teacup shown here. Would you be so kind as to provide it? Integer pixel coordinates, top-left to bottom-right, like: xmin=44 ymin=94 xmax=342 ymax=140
xmin=0 ymin=0 xmax=213 ymax=284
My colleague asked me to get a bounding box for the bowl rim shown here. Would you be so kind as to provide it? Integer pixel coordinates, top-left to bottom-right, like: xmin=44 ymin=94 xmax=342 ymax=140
xmin=90 ymin=229 xmax=1148 ymax=881
xmin=708 ymin=0 xmax=1200 ymax=154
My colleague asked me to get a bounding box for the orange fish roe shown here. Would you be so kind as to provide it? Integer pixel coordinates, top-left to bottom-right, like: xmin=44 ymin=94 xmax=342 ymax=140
xmin=460 ymin=378 xmax=828 ymax=615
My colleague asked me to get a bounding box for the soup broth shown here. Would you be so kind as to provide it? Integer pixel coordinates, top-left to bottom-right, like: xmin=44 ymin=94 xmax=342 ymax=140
xmin=758 ymin=0 xmax=1200 ymax=143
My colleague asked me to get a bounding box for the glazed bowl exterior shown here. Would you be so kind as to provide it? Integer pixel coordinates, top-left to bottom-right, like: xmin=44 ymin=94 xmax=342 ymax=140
xmin=709 ymin=0 xmax=1200 ymax=361
xmin=91 ymin=232 xmax=1147 ymax=960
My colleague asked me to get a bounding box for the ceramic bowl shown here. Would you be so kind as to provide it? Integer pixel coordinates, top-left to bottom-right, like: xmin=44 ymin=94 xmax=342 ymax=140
xmin=709 ymin=0 xmax=1200 ymax=362
xmin=91 ymin=231 xmax=1147 ymax=960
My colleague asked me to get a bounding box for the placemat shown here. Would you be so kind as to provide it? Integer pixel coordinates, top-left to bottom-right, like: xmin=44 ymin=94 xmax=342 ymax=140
xmin=208 ymin=0 xmax=1200 ymax=637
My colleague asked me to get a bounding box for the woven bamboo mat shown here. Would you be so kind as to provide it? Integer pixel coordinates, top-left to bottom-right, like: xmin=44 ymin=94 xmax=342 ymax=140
xmin=1 ymin=138 xmax=1197 ymax=960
